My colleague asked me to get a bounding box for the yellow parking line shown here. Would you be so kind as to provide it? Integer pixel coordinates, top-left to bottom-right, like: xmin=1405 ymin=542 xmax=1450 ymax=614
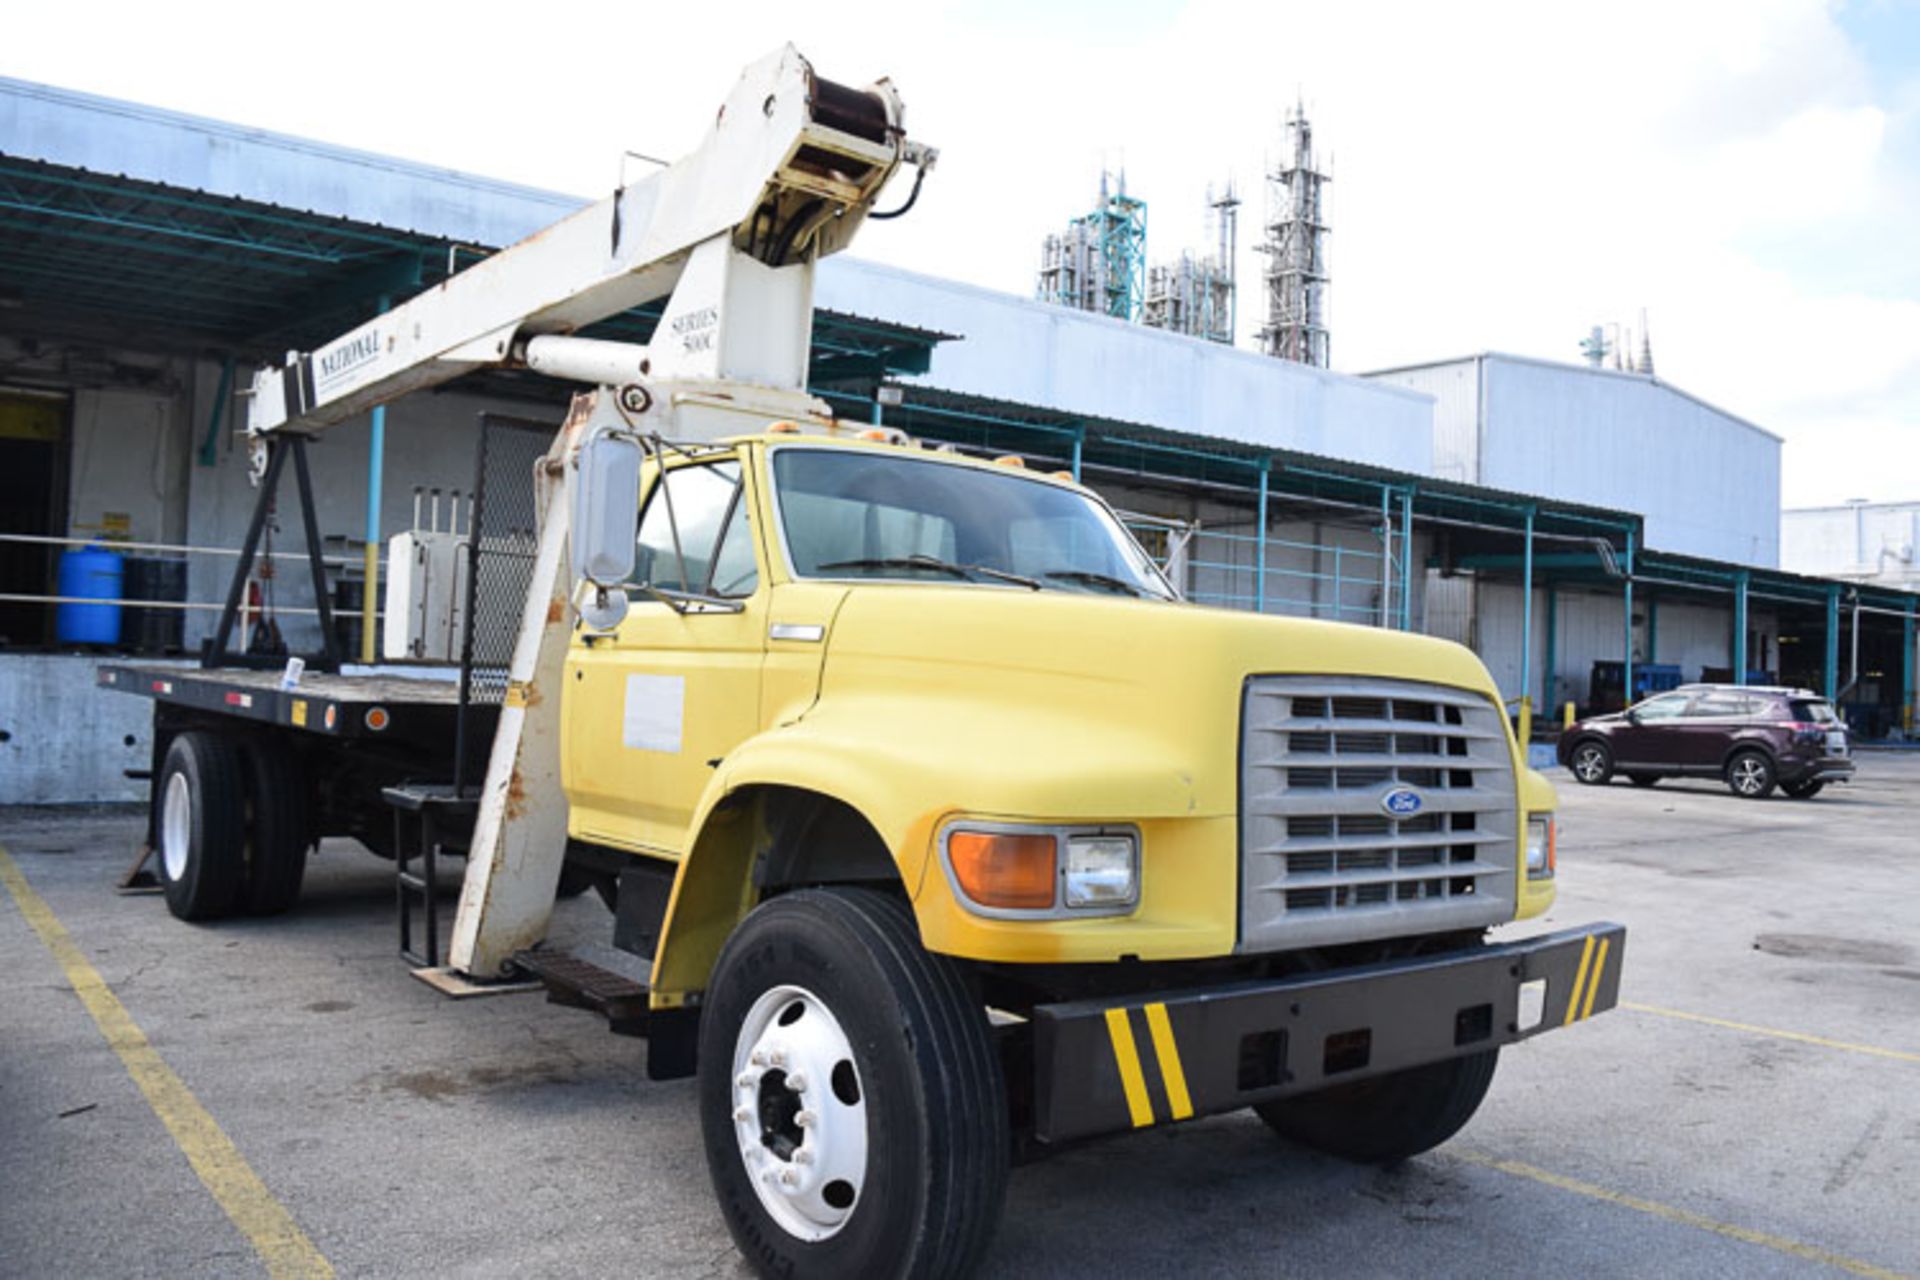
xmin=0 ymin=845 xmax=333 ymax=1279
xmin=1622 ymin=1001 xmax=1920 ymax=1066
xmin=1454 ymin=1151 xmax=1911 ymax=1280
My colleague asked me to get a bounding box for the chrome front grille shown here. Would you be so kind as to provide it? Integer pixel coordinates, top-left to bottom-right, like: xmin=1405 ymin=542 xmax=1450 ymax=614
xmin=1239 ymin=675 xmax=1517 ymax=952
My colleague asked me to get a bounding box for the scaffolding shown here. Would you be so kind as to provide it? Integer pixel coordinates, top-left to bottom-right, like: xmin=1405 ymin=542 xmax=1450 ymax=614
xmin=1036 ymin=171 xmax=1148 ymax=322
xmin=1141 ymin=184 xmax=1239 ymax=345
xmin=1256 ymin=103 xmax=1331 ymax=367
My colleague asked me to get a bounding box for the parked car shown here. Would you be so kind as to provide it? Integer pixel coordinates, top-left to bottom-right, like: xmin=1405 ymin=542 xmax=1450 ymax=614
xmin=1556 ymin=684 xmax=1854 ymax=799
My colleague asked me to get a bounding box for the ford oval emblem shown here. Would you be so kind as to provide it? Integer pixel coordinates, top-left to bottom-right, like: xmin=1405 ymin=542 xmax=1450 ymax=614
xmin=1381 ymin=786 xmax=1424 ymax=818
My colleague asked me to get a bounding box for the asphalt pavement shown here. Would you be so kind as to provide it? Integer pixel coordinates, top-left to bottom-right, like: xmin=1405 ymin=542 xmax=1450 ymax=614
xmin=2 ymin=754 xmax=1916 ymax=1278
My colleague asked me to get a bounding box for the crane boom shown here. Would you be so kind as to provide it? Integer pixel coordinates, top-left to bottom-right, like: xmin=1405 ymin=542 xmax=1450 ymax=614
xmin=247 ymin=44 xmax=932 ymax=437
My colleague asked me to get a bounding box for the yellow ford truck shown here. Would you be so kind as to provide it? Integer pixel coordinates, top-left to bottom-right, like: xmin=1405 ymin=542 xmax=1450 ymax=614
xmin=99 ymin=45 xmax=1621 ymax=1278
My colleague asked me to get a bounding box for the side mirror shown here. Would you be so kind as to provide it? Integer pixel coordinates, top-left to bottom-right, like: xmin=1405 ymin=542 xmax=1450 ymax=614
xmin=1625 ymin=708 xmax=1641 ymax=725
xmin=570 ymin=431 xmax=641 ymax=586
xmin=570 ymin=431 xmax=641 ymax=631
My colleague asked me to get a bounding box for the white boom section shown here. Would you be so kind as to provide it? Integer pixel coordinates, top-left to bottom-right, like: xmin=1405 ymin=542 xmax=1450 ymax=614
xmin=246 ymin=43 xmax=926 ymax=438
xmin=376 ymin=49 xmax=933 ymax=981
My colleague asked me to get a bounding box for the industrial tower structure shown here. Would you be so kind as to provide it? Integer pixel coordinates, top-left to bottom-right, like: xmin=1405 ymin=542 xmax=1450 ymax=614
xmin=1141 ymin=184 xmax=1239 ymax=345
xmin=1256 ymin=103 xmax=1331 ymax=367
xmin=1036 ymin=171 xmax=1148 ymax=322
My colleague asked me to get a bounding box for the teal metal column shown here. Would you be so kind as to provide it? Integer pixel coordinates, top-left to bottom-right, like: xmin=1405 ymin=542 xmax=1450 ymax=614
xmin=1623 ymin=528 xmax=1636 ymax=703
xmin=1071 ymin=427 xmax=1084 ymax=482
xmin=1646 ymin=593 xmax=1658 ymax=663
xmin=1543 ymin=587 xmax=1558 ymax=715
xmin=1399 ymin=489 xmax=1414 ymax=630
xmin=360 ymin=294 xmax=393 ymax=665
xmin=1733 ymin=570 xmax=1749 ymax=684
xmin=1520 ymin=506 xmax=1535 ymax=718
xmin=1255 ymin=462 xmax=1270 ymax=613
xmin=871 ymin=397 xmax=884 ymax=426
xmin=1904 ymin=611 xmax=1916 ymax=734
xmin=1825 ymin=584 xmax=1841 ymax=701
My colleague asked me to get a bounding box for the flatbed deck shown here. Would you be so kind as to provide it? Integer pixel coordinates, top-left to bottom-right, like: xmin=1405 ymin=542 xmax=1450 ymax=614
xmin=99 ymin=663 xmax=466 ymax=741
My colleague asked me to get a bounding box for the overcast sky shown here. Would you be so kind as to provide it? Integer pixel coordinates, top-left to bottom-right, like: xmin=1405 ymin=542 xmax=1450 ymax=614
xmin=7 ymin=0 xmax=1917 ymax=507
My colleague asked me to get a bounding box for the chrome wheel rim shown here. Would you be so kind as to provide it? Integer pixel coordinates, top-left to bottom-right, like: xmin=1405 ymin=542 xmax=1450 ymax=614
xmin=1731 ymin=757 xmax=1767 ymax=794
xmin=161 ymin=771 xmax=191 ymax=881
xmin=1574 ymin=747 xmax=1605 ymax=782
xmin=730 ymin=984 xmax=867 ymax=1242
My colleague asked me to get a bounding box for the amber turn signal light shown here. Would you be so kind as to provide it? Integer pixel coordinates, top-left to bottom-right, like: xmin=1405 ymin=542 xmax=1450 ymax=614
xmin=948 ymin=831 xmax=1056 ymax=910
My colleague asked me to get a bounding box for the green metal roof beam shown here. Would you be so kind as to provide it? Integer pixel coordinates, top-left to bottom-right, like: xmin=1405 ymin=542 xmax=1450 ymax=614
xmin=0 ymin=159 xmax=430 ymax=255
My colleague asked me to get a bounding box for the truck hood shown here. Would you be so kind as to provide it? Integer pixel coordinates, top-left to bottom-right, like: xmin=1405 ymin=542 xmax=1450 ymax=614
xmin=805 ymin=585 xmax=1508 ymax=820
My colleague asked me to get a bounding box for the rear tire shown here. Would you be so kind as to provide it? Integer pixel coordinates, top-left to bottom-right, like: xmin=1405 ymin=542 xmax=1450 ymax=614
xmin=154 ymin=731 xmax=248 ymax=921
xmin=699 ymin=889 xmax=1008 ymax=1279
xmin=1569 ymin=741 xmax=1613 ymax=786
xmin=1255 ymin=1049 xmax=1499 ymax=1164
xmin=1725 ymin=750 xmax=1776 ymax=799
xmin=240 ymin=739 xmax=308 ymax=915
xmin=1627 ymin=773 xmax=1659 ymax=788
xmin=1782 ymin=779 xmax=1825 ymax=800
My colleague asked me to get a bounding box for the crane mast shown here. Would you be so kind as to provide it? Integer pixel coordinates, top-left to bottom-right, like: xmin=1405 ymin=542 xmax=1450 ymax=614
xmin=218 ymin=45 xmax=934 ymax=979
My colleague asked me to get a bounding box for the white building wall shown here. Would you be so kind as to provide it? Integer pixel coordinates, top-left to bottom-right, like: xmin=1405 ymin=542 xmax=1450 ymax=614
xmin=1368 ymin=355 xmax=1783 ymax=568
xmin=1483 ymin=358 xmax=1779 ymax=568
xmin=1781 ymin=502 xmax=1920 ymax=588
xmin=817 ymin=260 xmax=1436 ymax=477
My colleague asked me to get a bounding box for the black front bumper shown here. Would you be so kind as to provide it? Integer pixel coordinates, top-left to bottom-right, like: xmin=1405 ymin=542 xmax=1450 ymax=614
xmin=1032 ymin=923 xmax=1625 ymax=1144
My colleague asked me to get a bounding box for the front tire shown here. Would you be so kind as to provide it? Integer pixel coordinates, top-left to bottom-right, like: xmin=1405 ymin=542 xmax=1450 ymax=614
xmin=154 ymin=731 xmax=248 ymax=921
xmin=1569 ymin=740 xmax=1613 ymax=785
xmin=699 ymin=889 xmax=1008 ymax=1279
xmin=1726 ymin=750 xmax=1776 ymax=799
xmin=1255 ymin=1049 xmax=1499 ymax=1164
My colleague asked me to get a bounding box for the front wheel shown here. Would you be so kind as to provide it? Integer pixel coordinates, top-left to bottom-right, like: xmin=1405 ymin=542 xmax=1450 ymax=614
xmin=699 ymin=889 xmax=1008 ymax=1279
xmin=1255 ymin=1049 xmax=1498 ymax=1164
xmin=1726 ymin=750 xmax=1776 ymax=799
xmin=1569 ymin=741 xmax=1613 ymax=786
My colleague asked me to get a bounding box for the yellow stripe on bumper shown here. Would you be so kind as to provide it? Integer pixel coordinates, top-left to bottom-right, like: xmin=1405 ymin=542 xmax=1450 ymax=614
xmin=1580 ymin=938 xmax=1610 ymax=1022
xmin=1143 ymin=1002 xmax=1194 ymax=1121
xmin=1103 ymin=1006 xmax=1154 ymax=1128
xmin=1564 ymin=935 xmax=1597 ymax=1025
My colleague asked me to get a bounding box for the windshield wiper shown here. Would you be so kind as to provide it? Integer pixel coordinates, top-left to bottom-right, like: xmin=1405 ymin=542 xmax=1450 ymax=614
xmin=818 ymin=554 xmax=1040 ymax=590
xmin=1043 ymin=568 xmax=1154 ymax=598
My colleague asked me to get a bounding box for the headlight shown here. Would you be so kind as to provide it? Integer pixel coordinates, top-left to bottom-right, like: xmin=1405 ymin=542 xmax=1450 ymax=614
xmin=1065 ymin=834 xmax=1138 ymax=908
xmin=941 ymin=825 xmax=1139 ymax=916
xmin=1525 ymin=814 xmax=1556 ymax=879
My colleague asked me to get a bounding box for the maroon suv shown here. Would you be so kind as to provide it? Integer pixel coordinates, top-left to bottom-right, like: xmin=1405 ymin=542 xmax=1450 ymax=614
xmin=1557 ymin=684 xmax=1854 ymax=799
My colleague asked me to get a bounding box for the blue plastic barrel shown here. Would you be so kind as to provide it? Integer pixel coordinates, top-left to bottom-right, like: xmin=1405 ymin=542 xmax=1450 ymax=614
xmin=56 ymin=544 xmax=124 ymax=645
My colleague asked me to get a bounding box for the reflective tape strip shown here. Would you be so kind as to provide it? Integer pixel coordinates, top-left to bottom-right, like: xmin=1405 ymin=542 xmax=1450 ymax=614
xmin=1103 ymin=1007 xmax=1154 ymax=1128
xmin=1143 ymin=1002 xmax=1194 ymax=1121
xmin=1580 ymin=938 xmax=1610 ymax=1022
xmin=1564 ymin=935 xmax=1597 ymax=1026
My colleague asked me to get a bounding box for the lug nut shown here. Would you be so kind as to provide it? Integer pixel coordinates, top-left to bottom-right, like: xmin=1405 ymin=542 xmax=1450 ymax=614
xmin=734 ymin=1107 xmax=753 ymax=1123
xmin=796 ymin=1109 xmax=817 ymax=1128
xmin=795 ymin=1149 xmax=815 ymax=1166
xmin=786 ymin=1071 xmax=808 ymax=1093
xmin=750 ymin=1050 xmax=767 ymax=1067
xmin=736 ymin=1072 xmax=755 ymax=1089
xmin=768 ymin=1049 xmax=786 ymax=1068
xmin=780 ymin=1168 xmax=798 ymax=1187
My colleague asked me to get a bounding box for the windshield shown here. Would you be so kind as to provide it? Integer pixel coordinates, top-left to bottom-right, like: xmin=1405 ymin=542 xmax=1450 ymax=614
xmin=770 ymin=447 xmax=1174 ymax=599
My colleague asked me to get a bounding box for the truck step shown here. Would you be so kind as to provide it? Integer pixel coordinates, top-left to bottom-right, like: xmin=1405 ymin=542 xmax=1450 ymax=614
xmin=512 ymin=945 xmax=652 ymax=1037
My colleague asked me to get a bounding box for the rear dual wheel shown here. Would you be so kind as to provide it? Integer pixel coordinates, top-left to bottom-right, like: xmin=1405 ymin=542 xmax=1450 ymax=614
xmin=154 ymin=730 xmax=309 ymax=920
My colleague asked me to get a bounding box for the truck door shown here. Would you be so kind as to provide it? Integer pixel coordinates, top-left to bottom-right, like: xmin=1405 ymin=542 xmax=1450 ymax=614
xmin=564 ymin=453 xmax=766 ymax=855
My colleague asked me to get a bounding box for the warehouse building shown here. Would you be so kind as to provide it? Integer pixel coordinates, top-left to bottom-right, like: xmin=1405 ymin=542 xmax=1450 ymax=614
xmin=1 ymin=74 xmax=1915 ymax=802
